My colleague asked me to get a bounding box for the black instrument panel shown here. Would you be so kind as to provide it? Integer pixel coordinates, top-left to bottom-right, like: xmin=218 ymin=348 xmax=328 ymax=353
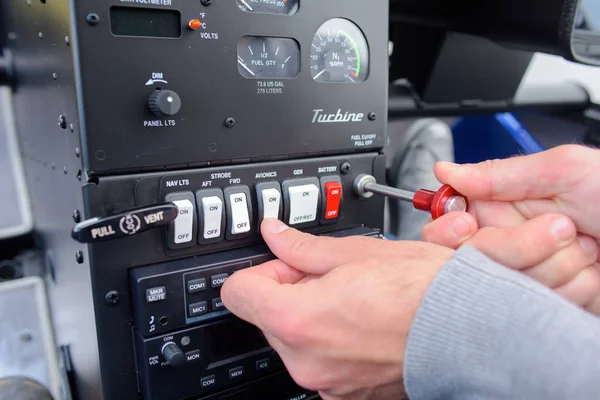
xmin=74 ymin=0 xmax=388 ymax=173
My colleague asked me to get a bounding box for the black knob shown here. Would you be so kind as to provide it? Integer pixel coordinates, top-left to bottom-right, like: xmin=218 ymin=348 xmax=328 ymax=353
xmin=161 ymin=342 xmax=185 ymax=367
xmin=149 ymin=90 xmax=181 ymax=117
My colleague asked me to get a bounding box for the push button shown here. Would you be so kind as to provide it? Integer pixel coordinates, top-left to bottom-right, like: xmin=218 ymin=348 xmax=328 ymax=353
xmin=201 ymin=375 xmax=216 ymax=389
xmin=187 ymin=278 xmax=207 ymax=293
xmin=185 ymin=350 xmax=201 ymax=363
xmin=196 ymin=189 xmax=225 ymax=244
xmin=229 ymin=366 xmax=244 ymax=380
xmin=256 ymin=182 xmax=283 ymax=228
xmin=212 ymin=297 xmax=226 ymax=311
xmin=282 ymin=178 xmax=321 ymax=227
xmin=323 ymin=179 xmax=343 ymax=221
xmin=146 ymin=286 xmax=166 ymax=303
xmin=256 ymin=358 xmax=270 ymax=372
xmin=188 ymin=301 xmax=208 ymax=317
xmin=211 ymin=273 xmax=229 ymax=288
xmin=164 ymin=192 xmax=197 ymax=250
xmin=224 ymin=186 xmax=253 ymax=240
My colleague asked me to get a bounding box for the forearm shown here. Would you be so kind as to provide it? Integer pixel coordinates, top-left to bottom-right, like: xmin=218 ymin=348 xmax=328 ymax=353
xmin=404 ymin=246 xmax=600 ymax=400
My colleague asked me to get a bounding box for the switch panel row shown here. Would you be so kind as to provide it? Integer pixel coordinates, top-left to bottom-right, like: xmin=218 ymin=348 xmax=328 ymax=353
xmin=163 ymin=176 xmax=342 ymax=250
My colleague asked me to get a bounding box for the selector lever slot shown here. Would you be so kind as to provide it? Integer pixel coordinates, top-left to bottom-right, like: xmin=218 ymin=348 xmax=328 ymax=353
xmin=71 ymin=204 xmax=179 ymax=244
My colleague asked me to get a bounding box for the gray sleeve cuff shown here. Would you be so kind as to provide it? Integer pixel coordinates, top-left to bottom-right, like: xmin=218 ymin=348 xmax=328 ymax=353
xmin=404 ymin=246 xmax=600 ymax=400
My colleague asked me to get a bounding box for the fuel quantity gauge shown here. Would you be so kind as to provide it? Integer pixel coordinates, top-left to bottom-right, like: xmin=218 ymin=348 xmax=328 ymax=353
xmin=237 ymin=36 xmax=300 ymax=79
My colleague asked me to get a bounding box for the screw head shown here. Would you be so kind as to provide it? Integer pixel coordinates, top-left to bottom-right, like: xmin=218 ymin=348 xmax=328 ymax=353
xmin=368 ymin=112 xmax=377 ymax=121
xmin=72 ymin=210 xmax=81 ymax=223
xmin=58 ymin=115 xmax=67 ymax=129
xmin=105 ymin=291 xmax=120 ymax=306
xmin=201 ymin=0 xmax=212 ymax=5
xmin=86 ymin=13 xmax=100 ymax=26
xmin=340 ymin=162 xmax=352 ymax=175
xmin=224 ymin=117 xmax=236 ymax=128
xmin=75 ymin=250 xmax=84 ymax=264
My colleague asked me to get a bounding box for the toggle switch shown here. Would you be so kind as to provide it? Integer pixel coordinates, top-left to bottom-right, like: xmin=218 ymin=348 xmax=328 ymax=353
xmin=196 ymin=189 xmax=225 ymax=245
xmin=164 ymin=192 xmax=197 ymax=249
xmin=320 ymin=176 xmax=343 ymax=223
xmin=282 ymin=178 xmax=321 ymax=227
xmin=224 ymin=186 xmax=253 ymax=240
xmin=256 ymin=182 xmax=283 ymax=230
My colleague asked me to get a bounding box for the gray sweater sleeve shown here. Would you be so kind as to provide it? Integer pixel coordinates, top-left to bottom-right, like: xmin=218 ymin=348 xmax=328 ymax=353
xmin=404 ymin=246 xmax=600 ymax=400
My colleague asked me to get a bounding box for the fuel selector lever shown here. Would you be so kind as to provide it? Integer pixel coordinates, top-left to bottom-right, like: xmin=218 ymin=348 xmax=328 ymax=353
xmin=353 ymin=174 xmax=469 ymax=220
xmin=71 ymin=204 xmax=179 ymax=244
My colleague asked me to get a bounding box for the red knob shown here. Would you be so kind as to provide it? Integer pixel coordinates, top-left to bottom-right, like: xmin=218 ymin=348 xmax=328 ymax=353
xmin=413 ymin=185 xmax=468 ymax=220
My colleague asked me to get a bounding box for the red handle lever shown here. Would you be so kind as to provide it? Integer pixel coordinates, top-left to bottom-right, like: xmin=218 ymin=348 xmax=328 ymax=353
xmin=413 ymin=185 xmax=469 ymax=219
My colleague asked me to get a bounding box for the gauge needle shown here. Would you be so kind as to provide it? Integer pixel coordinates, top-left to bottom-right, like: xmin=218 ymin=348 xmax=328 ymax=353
xmin=240 ymin=0 xmax=253 ymax=11
xmin=237 ymin=57 xmax=255 ymax=76
xmin=313 ymin=69 xmax=326 ymax=79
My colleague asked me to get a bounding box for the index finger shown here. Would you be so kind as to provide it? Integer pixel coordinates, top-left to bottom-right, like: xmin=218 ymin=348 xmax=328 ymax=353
xmin=434 ymin=145 xmax=595 ymax=202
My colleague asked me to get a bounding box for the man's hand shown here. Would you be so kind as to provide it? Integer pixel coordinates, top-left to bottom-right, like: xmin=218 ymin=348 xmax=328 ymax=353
xmin=222 ymin=219 xmax=453 ymax=400
xmin=422 ymin=145 xmax=600 ymax=313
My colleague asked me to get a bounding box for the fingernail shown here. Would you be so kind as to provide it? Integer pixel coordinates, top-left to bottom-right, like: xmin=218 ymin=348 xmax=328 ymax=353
xmin=449 ymin=216 xmax=473 ymax=240
xmin=579 ymin=236 xmax=598 ymax=256
xmin=437 ymin=161 xmax=459 ymax=170
xmin=263 ymin=218 xmax=289 ymax=234
xmin=551 ymin=217 xmax=575 ymax=242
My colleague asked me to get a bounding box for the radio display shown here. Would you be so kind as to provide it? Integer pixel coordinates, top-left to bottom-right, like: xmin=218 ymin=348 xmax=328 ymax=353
xmin=110 ymin=6 xmax=181 ymax=38
xmin=208 ymin=319 xmax=269 ymax=363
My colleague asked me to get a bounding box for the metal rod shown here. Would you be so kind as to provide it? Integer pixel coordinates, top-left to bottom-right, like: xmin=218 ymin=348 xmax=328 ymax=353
xmin=363 ymin=182 xmax=415 ymax=202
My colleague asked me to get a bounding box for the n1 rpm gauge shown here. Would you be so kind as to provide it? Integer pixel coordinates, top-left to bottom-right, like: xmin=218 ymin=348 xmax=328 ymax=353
xmin=311 ymin=19 xmax=369 ymax=83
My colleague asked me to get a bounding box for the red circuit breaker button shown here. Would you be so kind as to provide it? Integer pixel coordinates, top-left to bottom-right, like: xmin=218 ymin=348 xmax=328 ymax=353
xmin=324 ymin=182 xmax=343 ymax=220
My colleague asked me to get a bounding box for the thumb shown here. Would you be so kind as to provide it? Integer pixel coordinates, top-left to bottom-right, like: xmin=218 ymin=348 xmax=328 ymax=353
xmin=434 ymin=146 xmax=579 ymax=202
xmin=422 ymin=212 xmax=478 ymax=249
xmin=261 ymin=219 xmax=377 ymax=274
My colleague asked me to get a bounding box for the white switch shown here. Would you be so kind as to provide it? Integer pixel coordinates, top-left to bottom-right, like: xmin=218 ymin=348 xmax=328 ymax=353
xmin=288 ymin=184 xmax=319 ymax=225
xmin=261 ymin=188 xmax=281 ymax=220
xmin=201 ymin=196 xmax=223 ymax=239
xmin=173 ymin=199 xmax=194 ymax=244
xmin=229 ymin=192 xmax=251 ymax=235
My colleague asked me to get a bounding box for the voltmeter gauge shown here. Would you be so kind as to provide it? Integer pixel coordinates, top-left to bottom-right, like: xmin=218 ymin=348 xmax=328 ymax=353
xmin=237 ymin=0 xmax=299 ymax=15
xmin=311 ymin=19 xmax=370 ymax=83
xmin=237 ymin=36 xmax=300 ymax=79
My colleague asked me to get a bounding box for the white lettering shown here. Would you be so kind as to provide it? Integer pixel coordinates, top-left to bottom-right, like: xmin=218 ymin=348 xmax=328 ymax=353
xmin=311 ymin=109 xmax=365 ymax=124
xmin=143 ymin=120 xmax=176 ymax=127
xmin=318 ymin=166 xmax=337 ymax=173
xmin=211 ymin=172 xmax=232 ymax=179
xmin=255 ymin=172 xmax=277 ymax=179
xmin=293 ymin=169 xmax=303 ymax=176
xmin=165 ymin=179 xmax=190 ymax=188
xmin=144 ymin=211 xmax=164 ymax=224
xmin=199 ymin=32 xmax=219 ymax=40
xmin=91 ymin=225 xmax=116 ymax=239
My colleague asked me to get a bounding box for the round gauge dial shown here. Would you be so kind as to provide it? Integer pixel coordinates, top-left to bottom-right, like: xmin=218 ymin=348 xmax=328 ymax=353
xmin=237 ymin=36 xmax=300 ymax=79
xmin=310 ymin=19 xmax=369 ymax=83
xmin=237 ymin=0 xmax=299 ymax=15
